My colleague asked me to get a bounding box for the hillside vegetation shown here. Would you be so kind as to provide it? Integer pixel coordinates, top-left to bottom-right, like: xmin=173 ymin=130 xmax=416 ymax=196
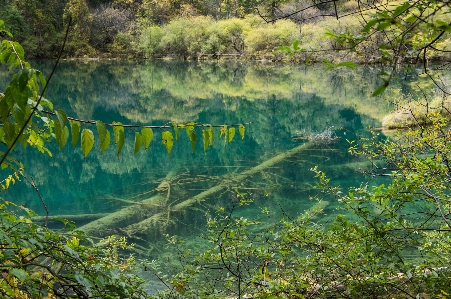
xmin=6 ymin=0 xmax=450 ymax=62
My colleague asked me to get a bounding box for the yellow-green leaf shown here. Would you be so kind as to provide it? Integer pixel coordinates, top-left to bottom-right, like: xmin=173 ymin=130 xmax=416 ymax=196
xmin=96 ymin=120 xmax=110 ymax=154
xmin=60 ymin=126 xmax=69 ymax=150
xmin=186 ymin=127 xmax=196 ymax=153
xmin=372 ymin=81 xmax=389 ymax=97
xmin=55 ymin=109 xmax=67 ymax=128
xmin=70 ymin=120 xmax=80 ymax=148
xmin=202 ymin=129 xmax=210 ymax=153
xmin=141 ymin=128 xmax=153 ymax=151
xmin=239 ymin=125 xmax=245 ymax=139
xmin=113 ymin=122 xmax=124 ymax=158
xmin=81 ymin=129 xmax=94 ymax=158
xmin=209 ymin=125 xmax=214 ymax=145
xmin=134 ymin=132 xmax=143 ymax=155
xmin=171 ymin=121 xmax=179 ymax=141
xmin=162 ymin=131 xmax=174 ymax=156
xmin=227 ymin=127 xmax=236 ymax=143
xmin=220 ymin=126 xmax=227 ymax=138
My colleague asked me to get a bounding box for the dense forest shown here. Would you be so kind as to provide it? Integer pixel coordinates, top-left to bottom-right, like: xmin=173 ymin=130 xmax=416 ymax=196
xmin=0 ymin=0 xmax=388 ymax=60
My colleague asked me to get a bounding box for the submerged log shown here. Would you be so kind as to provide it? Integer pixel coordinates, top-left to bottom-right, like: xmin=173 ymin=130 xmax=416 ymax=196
xmin=33 ymin=213 xmax=109 ymax=223
xmin=123 ymin=141 xmax=321 ymax=237
xmin=78 ymin=171 xmax=176 ymax=237
xmin=78 ymin=142 xmax=316 ymax=237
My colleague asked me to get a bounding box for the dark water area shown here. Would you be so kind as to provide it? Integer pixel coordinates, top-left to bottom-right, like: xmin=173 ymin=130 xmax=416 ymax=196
xmin=3 ymin=60 xmax=426 ymax=266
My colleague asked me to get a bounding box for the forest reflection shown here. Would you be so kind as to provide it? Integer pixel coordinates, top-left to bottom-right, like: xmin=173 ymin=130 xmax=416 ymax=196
xmin=2 ymin=61 xmax=419 ymax=232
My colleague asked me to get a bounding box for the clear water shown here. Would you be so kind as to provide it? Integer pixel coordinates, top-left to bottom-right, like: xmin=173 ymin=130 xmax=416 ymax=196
xmin=2 ymin=60 xmax=406 ymax=254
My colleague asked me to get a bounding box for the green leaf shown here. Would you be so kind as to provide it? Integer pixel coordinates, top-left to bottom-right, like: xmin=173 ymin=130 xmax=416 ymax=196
xmin=322 ymin=28 xmax=336 ymax=39
xmin=363 ymin=19 xmax=379 ymax=33
xmin=81 ymin=129 xmax=95 ymax=158
xmin=227 ymin=127 xmax=236 ymax=143
xmin=59 ymin=126 xmax=69 ymax=150
xmin=209 ymin=125 xmax=214 ymax=145
xmin=3 ymin=121 xmax=16 ymax=147
xmin=186 ymin=127 xmax=196 ymax=153
xmin=113 ymin=122 xmax=124 ymax=158
xmin=10 ymin=268 xmax=27 ymax=282
xmin=70 ymin=120 xmax=80 ymax=148
xmin=292 ymin=40 xmax=300 ymax=50
xmin=96 ymin=120 xmax=110 ymax=154
xmin=239 ymin=125 xmax=245 ymax=139
xmin=372 ymin=81 xmax=389 ymax=96
xmin=171 ymin=121 xmax=179 ymax=141
xmin=405 ymin=14 xmax=417 ymax=23
xmin=55 ymin=109 xmax=67 ymax=128
xmin=392 ymin=3 xmax=410 ymax=18
xmin=134 ymin=132 xmax=143 ymax=155
xmin=141 ymin=128 xmax=153 ymax=150
xmin=202 ymin=129 xmax=210 ymax=153
xmin=377 ymin=21 xmax=393 ymax=31
xmin=336 ymin=61 xmax=358 ymax=69
xmin=220 ymin=126 xmax=227 ymax=139
xmin=162 ymin=131 xmax=174 ymax=156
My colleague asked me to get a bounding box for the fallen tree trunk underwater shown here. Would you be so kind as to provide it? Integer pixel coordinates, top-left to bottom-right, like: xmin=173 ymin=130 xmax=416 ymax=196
xmin=78 ymin=141 xmax=322 ymax=239
xmin=77 ymin=140 xmax=381 ymax=239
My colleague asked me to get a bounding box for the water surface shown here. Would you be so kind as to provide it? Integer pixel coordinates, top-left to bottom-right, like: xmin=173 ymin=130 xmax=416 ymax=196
xmin=2 ymin=60 xmax=404 ymax=247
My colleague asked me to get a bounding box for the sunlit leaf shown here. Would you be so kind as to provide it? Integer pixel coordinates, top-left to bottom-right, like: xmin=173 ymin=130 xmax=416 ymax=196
xmin=134 ymin=132 xmax=143 ymax=155
xmin=96 ymin=120 xmax=110 ymax=154
xmin=70 ymin=120 xmax=80 ymax=148
xmin=209 ymin=125 xmax=214 ymax=145
xmin=55 ymin=109 xmax=67 ymax=128
xmin=336 ymin=61 xmax=358 ymax=69
xmin=81 ymin=128 xmax=94 ymax=158
xmin=239 ymin=125 xmax=245 ymax=139
xmin=392 ymin=3 xmax=410 ymax=18
xmin=113 ymin=122 xmax=124 ymax=158
xmin=141 ymin=128 xmax=153 ymax=151
xmin=59 ymin=126 xmax=69 ymax=150
xmin=162 ymin=131 xmax=174 ymax=156
xmin=363 ymin=19 xmax=379 ymax=32
xmin=377 ymin=22 xmax=393 ymax=30
xmin=220 ymin=126 xmax=227 ymax=138
xmin=227 ymin=127 xmax=236 ymax=143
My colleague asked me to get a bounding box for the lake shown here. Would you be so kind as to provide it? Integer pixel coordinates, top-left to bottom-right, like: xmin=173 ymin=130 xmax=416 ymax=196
xmin=3 ymin=60 xmax=428 ymax=275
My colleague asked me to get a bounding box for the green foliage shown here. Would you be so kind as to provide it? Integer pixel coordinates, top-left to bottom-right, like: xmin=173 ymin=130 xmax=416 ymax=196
xmin=244 ymin=19 xmax=299 ymax=54
xmin=63 ymin=0 xmax=96 ymax=57
xmin=0 ymin=198 xmax=152 ymax=298
xmin=162 ymin=114 xmax=451 ymax=297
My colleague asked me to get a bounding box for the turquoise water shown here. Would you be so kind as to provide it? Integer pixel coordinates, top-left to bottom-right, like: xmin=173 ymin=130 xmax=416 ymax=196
xmin=1 ymin=61 xmax=402 ymax=246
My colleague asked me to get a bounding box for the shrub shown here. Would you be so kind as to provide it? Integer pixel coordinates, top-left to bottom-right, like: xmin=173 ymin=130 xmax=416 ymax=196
xmin=138 ymin=25 xmax=165 ymax=58
xmin=203 ymin=18 xmax=249 ymax=55
xmin=244 ymin=19 xmax=298 ymax=54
